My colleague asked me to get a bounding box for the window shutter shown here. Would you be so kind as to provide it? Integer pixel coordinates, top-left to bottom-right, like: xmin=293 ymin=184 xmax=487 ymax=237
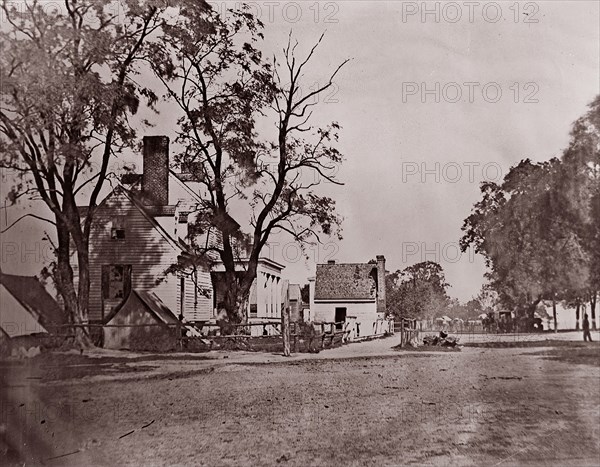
xmin=124 ymin=265 xmax=132 ymax=298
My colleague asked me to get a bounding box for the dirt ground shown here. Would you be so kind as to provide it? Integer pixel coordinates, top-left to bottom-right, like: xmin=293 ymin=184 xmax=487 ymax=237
xmin=2 ymin=334 xmax=599 ymax=466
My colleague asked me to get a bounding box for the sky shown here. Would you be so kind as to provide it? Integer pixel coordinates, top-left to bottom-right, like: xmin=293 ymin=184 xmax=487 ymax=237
xmin=1 ymin=1 xmax=599 ymax=302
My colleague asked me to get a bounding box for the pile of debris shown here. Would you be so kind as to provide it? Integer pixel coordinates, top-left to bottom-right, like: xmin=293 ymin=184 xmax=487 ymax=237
xmin=423 ymin=331 xmax=459 ymax=348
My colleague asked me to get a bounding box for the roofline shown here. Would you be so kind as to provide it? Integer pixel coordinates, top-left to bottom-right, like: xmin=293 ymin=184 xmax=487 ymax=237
xmin=170 ymin=170 xmax=204 ymax=203
xmin=314 ymin=298 xmax=376 ymax=303
xmin=122 ymin=189 xmax=183 ymax=252
xmin=257 ymin=257 xmax=286 ymax=270
xmin=213 ymin=257 xmax=286 ymax=271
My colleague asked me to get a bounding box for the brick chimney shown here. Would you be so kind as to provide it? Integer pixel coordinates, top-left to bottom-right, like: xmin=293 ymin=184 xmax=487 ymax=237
xmin=376 ymin=255 xmax=386 ymax=314
xmin=142 ymin=136 xmax=169 ymax=205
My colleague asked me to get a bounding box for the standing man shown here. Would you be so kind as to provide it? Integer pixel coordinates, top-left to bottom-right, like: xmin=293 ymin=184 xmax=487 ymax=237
xmin=583 ymin=313 xmax=593 ymax=342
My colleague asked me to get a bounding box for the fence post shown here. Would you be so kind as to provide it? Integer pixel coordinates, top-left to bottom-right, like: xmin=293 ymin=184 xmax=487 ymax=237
xmin=400 ymin=321 xmax=404 ymax=347
xmin=282 ymin=306 xmax=291 ymax=357
xmin=292 ymin=322 xmax=298 ymax=353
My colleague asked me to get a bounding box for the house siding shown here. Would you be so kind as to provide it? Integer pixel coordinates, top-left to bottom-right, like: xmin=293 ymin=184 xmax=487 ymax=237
xmin=176 ymin=268 xmax=213 ymax=322
xmin=82 ymin=190 xmax=212 ymax=322
xmin=312 ymin=301 xmax=387 ymax=338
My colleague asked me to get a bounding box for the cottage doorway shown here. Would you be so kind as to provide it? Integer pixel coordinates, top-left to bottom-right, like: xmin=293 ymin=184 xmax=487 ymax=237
xmin=334 ymin=307 xmax=347 ymax=330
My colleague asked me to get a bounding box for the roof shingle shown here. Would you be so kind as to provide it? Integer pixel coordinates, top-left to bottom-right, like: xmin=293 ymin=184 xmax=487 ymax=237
xmin=314 ymin=263 xmax=378 ymax=300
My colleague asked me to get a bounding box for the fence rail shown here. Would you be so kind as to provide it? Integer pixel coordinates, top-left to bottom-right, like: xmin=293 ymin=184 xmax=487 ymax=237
xmin=22 ymin=320 xmax=352 ymax=354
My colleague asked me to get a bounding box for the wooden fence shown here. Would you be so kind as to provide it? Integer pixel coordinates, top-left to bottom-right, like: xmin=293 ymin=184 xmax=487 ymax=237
xmin=33 ymin=319 xmax=351 ymax=354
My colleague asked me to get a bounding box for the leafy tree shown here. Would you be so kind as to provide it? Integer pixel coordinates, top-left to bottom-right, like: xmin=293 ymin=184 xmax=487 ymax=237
xmin=461 ymin=157 xmax=589 ymax=330
xmin=464 ymin=298 xmax=483 ymax=320
xmin=149 ymin=8 xmax=348 ymax=324
xmin=461 ymin=96 xmax=600 ymax=330
xmin=561 ymin=95 xmax=600 ymax=328
xmin=386 ymin=261 xmax=450 ymax=320
xmin=0 ymin=0 xmax=186 ymax=344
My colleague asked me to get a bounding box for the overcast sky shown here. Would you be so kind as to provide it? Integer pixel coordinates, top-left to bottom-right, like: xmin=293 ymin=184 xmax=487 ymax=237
xmin=1 ymin=1 xmax=599 ymax=302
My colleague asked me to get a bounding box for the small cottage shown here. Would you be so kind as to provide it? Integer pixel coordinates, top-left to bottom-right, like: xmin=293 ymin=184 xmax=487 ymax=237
xmin=308 ymin=256 xmax=390 ymax=340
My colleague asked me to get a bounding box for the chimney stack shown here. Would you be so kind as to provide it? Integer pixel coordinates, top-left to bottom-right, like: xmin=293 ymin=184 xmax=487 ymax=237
xmin=142 ymin=136 xmax=169 ymax=205
xmin=376 ymin=255 xmax=386 ymax=314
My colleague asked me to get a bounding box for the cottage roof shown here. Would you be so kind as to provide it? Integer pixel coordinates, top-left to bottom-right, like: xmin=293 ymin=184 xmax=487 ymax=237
xmin=105 ymin=289 xmax=179 ymax=325
xmin=0 ymin=272 xmax=65 ymax=329
xmin=314 ymin=263 xmax=378 ymax=301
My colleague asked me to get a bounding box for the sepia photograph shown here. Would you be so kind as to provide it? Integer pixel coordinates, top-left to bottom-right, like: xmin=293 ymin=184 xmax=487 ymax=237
xmin=1 ymin=1 xmax=599 ymax=465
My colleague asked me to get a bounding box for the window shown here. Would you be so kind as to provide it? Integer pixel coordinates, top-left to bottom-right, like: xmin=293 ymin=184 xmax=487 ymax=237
xmin=178 ymin=211 xmax=190 ymax=224
xmin=101 ymin=265 xmax=132 ymax=319
xmin=250 ymin=304 xmax=258 ymax=318
xmin=110 ymin=216 xmax=126 ymax=240
xmin=102 ymin=265 xmax=131 ymax=299
xmin=111 ymin=227 xmax=126 ymax=240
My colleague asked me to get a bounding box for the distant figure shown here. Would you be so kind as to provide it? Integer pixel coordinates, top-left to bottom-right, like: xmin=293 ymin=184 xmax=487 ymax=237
xmin=583 ymin=313 xmax=593 ymax=342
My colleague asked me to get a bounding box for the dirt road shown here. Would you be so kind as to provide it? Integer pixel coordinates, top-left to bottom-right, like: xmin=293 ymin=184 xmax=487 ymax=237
xmin=2 ymin=336 xmax=599 ymax=466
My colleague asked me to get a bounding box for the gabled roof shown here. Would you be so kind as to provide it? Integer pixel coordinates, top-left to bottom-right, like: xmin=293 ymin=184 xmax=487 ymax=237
xmin=314 ymin=263 xmax=378 ymax=301
xmin=0 ymin=272 xmax=66 ymax=328
xmin=105 ymin=289 xmax=179 ymax=325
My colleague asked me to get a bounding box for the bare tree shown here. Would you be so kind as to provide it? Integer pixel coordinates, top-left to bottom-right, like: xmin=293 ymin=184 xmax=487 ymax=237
xmin=151 ymin=6 xmax=348 ymax=323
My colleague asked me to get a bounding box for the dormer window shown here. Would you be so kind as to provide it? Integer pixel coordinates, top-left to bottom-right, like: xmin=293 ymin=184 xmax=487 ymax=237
xmin=110 ymin=217 xmax=126 ymax=240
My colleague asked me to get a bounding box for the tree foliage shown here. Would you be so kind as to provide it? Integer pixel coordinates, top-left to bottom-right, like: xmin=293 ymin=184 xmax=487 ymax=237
xmin=0 ymin=0 xmax=187 ymax=343
xmin=386 ymin=261 xmax=451 ymax=319
xmin=461 ymin=95 xmax=599 ymax=329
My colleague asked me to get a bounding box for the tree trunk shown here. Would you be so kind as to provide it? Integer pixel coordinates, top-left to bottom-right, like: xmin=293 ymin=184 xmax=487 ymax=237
xmin=53 ymin=216 xmax=91 ymax=348
xmin=75 ymin=247 xmax=93 ymax=348
xmin=282 ymin=306 xmax=291 ymax=356
xmin=552 ymin=296 xmax=557 ymax=333
xmin=236 ymin=292 xmax=249 ymax=327
xmin=575 ymin=302 xmax=580 ymax=331
xmin=77 ymin=248 xmax=90 ymax=324
xmin=591 ymin=291 xmax=598 ymax=331
xmin=524 ymin=297 xmax=542 ymax=332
